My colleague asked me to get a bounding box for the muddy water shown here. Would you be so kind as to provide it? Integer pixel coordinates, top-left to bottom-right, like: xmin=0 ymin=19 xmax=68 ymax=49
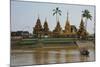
xmin=11 ymin=48 xmax=95 ymax=66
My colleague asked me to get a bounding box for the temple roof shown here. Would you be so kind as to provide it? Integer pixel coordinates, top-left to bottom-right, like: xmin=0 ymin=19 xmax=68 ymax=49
xmin=65 ymin=12 xmax=71 ymax=29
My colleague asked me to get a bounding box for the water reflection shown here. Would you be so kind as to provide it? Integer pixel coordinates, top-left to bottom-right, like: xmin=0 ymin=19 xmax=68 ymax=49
xmin=11 ymin=49 xmax=95 ymax=66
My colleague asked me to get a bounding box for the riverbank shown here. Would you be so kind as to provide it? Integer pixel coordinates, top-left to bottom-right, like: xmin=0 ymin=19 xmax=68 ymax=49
xmin=11 ymin=39 xmax=95 ymax=66
xmin=11 ymin=43 xmax=78 ymax=52
xmin=11 ymin=40 xmax=94 ymax=53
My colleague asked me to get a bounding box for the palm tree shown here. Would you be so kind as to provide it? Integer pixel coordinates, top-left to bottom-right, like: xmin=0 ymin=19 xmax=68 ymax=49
xmin=53 ymin=7 xmax=62 ymax=22
xmin=82 ymin=9 xmax=92 ymax=31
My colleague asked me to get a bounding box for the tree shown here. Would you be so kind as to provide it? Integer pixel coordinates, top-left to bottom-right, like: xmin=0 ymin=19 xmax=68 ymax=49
xmin=82 ymin=9 xmax=92 ymax=31
xmin=53 ymin=7 xmax=62 ymax=22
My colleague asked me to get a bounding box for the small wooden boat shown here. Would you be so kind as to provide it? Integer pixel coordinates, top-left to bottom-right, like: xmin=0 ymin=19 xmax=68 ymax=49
xmin=80 ymin=49 xmax=89 ymax=56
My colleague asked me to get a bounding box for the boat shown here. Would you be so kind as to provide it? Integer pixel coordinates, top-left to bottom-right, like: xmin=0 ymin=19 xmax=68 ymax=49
xmin=80 ymin=48 xmax=89 ymax=56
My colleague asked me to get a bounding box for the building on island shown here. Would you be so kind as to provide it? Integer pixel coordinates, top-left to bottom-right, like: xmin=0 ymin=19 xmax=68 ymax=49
xmin=33 ymin=13 xmax=87 ymax=38
xmin=11 ymin=31 xmax=29 ymax=39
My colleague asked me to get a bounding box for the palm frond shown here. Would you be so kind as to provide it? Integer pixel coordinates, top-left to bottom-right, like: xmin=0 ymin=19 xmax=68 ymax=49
xmin=53 ymin=12 xmax=56 ymax=16
xmin=56 ymin=7 xmax=59 ymax=10
xmin=59 ymin=13 xmax=61 ymax=16
xmin=82 ymin=9 xmax=92 ymax=21
xmin=58 ymin=10 xmax=62 ymax=12
xmin=53 ymin=9 xmax=55 ymax=11
xmin=89 ymin=15 xmax=92 ymax=20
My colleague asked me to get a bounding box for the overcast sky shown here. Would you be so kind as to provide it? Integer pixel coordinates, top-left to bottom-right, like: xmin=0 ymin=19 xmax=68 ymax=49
xmin=11 ymin=1 xmax=95 ymax=34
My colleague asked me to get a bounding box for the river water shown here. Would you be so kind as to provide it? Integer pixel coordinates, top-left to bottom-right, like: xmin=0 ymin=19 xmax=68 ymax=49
xmin=11 ymin=48 xmax=95 ymax=66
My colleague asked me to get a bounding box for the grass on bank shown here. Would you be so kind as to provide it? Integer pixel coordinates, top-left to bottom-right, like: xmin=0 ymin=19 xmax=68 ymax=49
xmin=16 ymin=38 xmax=77 ymax=45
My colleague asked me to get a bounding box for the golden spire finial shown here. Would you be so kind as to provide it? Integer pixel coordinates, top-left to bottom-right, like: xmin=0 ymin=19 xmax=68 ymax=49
xmin=45 ymin=17 xmax=47 ymax=21
xmin=38 ymin=15 xmax=39 ymax=19
xmin=38 ymin=13 xmax=40 ymax=19
xmin=67 ymin=11 xmax=69 ymax=21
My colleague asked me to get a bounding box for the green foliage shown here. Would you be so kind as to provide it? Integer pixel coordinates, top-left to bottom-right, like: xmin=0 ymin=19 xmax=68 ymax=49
xmin=53 ymin=7 xmax=62 ymax=16
xmin=82 ymin=9 xmax=92 ymax=20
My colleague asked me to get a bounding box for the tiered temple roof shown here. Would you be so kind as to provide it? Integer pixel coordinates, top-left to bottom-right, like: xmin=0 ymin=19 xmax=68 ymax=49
xmin=43 ymin=18 xmax=50 ymax=35
xmin=33 ymin=13 xmax=87 ymax=38
xmin=77 ymin=18 xmax=88 ymax=37
xmin=43 ymin=18 xmax=49 ymax=32
xmin=64 ymin=12 xmax=71 ymax=34
xmin=53 ymin=21 xmax=62 ymax=34
xmin=33 ymin=17 xmax=43 ymax=37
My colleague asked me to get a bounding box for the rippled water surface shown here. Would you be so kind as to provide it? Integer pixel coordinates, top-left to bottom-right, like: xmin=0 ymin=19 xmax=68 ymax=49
xmin=11 ymin=48 xmax=95 ymax=66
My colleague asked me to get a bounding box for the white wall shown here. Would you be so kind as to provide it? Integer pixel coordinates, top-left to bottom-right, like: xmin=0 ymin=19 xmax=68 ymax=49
xmin=0 ymin=0 xmax=98 ymax=67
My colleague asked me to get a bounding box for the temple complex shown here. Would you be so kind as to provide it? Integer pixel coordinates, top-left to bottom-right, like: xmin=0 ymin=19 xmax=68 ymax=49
xmin=33 ymin=13 xmax=87 ymax=38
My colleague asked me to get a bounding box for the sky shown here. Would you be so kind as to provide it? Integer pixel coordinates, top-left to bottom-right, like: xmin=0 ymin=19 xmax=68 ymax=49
xmin=11 ymin=1 xmax=95 ymax=34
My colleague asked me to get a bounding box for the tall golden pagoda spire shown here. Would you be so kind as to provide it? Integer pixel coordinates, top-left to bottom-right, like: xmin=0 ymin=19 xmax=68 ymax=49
xmin=53 ymin=21 xmax=62 ymax=34
xmin=33 ymin=15 xmax=43 ymax=37
xmin=77 ymin=17 xmax=88 ymax=38
xmin=64 ymin=12 xmax=71 ymax=33
xmin=43 ymin=18 xmax=49 ymax=32
xmin=67 ymin=11 xmax=69 ymax=22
